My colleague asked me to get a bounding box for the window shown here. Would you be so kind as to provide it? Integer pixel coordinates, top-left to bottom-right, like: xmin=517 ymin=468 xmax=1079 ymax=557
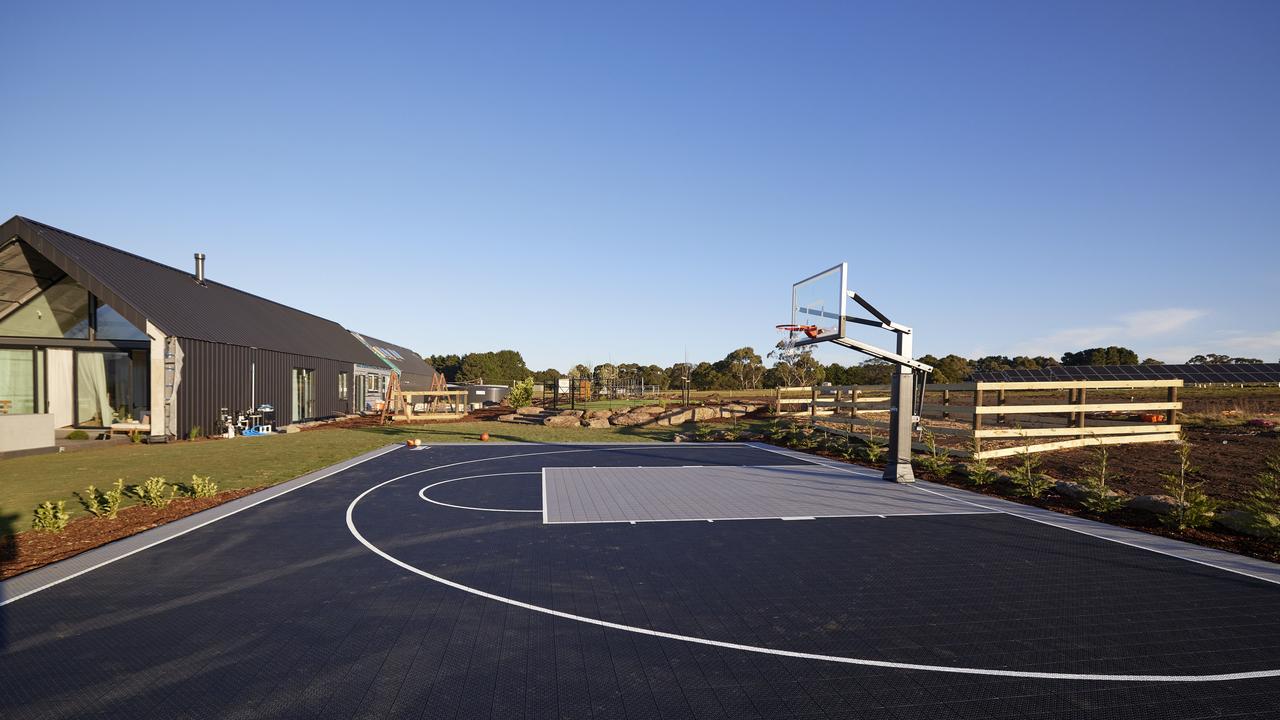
xmin=338 ymin=371 xmax=349 ymax=400
xmin=0 ymin=348 xmax=37 ymax=415
xmin=0 ymin=275 xmax=90 ymax=339
xmin=94 ymin=299 xmax=149 ymax=341
xmin=75 ymin=349 xmax=149 ymax=426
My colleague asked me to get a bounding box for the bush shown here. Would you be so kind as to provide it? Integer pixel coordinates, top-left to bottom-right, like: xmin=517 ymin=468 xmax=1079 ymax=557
xmin=32 ymin=501 xmax=70 ymax=532
xmin=133 ymin=477 xmax=175 ymax=508
xmin=1080 ymin=445 xmax=1126 ymax=514
xmin=186 ymin=475 xmax=219 ymax=499
xmin=508 ymin=377 xmax=535 ymax=409
xmin=963 ymin=441 xmax=998 ymax=486
xmin=860 ymin=427 xmax=886 ymax=463
xmin=1010 ymin=448 xmax=1053 ymax=498
xmin=79 ymin=479 xmax=125 ymax=519
xmin=1242 ymin=443 xmax=1280 ymax=539
xmin=692 ymin=424 xmax=716 ymax=442
xmin=66 ymin=430 xmax=89 ymax=440
xmin=916 ymin=430 xmax=954 ymax=478
xmin=1161 ymin=436 xmax=1216 ymax=530
xmin=187 ymin=426 xmax=202 ymax=441
xmin=129 ymin=430 xmax=143 ymax=444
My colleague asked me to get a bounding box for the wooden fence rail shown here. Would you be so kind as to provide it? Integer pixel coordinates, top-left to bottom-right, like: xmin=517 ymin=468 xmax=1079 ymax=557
xmin=771 ymin=379 xmax=1182 ymax=460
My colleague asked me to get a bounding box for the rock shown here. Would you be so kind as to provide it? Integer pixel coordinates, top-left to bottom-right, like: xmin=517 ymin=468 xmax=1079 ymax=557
xmin=1213 ymin=509 xmax=1277 ymax=538
xmin=672 ymin=433 xmax=688 ymax=443
xmin=497 ymin=413 xmax=520 ymax=422
xmin=281 ymin=424 xmax=301 ymax=434
xmin=581 ymin=417 xmax=611 ymax=429
xmin=542 ymin=414 xmax=581 ymax=427
xmin=632 ymin=406 xmax=665 ymax=416
xmin=691 ymin=407 xmax=719 ymax=422
xmin=656 ymin=408 xmax=694 ymax=426
xmin=609 ymin=412 xmax=652 ymax=426
xmin=1127 ymin=494 xmax=1180 ymax=516
xmin=1053 ymin=480 xmax=1089 ymax=502
xmin=722 ymin=403 xmax=762 ymax=415
xmin=587 ymin=410 xmax=615 ymax=420
xmin=516 ymin=406 xmax=544 ymax=416
xmin=558 ymin=409 xmax=585 ymax=418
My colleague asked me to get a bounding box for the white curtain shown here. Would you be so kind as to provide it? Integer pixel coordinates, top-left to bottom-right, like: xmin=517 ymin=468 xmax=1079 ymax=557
xmin=77 ymin=353 xmax=112 ymax=426
xmin=47 ymin=348 xmax=74 ymax=426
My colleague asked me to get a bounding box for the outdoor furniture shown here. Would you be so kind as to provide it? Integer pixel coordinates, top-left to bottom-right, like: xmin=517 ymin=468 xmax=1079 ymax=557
xmin=110 ymin=422 xmax=150 ymax=436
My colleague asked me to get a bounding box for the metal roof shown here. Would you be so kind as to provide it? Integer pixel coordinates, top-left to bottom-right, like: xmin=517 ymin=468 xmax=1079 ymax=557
xmin=349 ymin=331 xmax=440 ymax=390
xmin=3 ymin=216 xmax=382 ymax=365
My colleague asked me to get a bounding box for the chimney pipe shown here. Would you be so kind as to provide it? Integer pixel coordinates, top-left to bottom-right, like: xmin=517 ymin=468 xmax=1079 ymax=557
xmin=194 ymin=253 xmax=206 ymax=284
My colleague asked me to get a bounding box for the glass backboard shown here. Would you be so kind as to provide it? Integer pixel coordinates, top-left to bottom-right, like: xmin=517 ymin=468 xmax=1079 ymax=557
xmin=790 ymin=263 xmax=847 ymax=344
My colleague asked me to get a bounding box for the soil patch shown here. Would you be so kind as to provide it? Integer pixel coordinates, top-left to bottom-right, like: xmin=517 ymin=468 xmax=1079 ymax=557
xmin=1 ymin=487 xmax=261 ymax=581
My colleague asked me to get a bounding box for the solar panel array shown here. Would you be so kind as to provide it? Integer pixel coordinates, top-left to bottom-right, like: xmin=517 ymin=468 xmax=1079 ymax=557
xmin=971 ymin=363 xmax=1280 ymax=384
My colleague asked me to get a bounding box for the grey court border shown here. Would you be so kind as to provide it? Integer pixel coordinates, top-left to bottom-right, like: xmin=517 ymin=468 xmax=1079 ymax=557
xmin=0 ymin=443 xmax=403 ymax=607
xmin=743 ymin=442 xmax=1280 ymax=587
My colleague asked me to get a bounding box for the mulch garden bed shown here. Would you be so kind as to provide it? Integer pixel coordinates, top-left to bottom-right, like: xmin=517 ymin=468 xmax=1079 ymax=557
xmin=1 ymin=487 xmax=261 ymax=581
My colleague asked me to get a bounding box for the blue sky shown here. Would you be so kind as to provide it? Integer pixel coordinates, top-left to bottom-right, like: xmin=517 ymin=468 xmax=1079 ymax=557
xmin=3 ymin=1 xmax=1277 ymax=370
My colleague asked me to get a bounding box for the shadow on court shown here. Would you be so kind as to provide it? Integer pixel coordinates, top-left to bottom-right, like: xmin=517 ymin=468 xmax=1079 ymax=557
xmin=0 ymin=507 xmax=20 ymax=650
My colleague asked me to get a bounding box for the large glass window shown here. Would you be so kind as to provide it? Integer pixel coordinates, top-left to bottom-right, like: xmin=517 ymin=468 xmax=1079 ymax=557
xmin=0 ymin=275 xmax=90 ymax=338
xmin=0 ymin=348 xmax=36 ymax=415
xmin=338 ymin=371 xmax=349 ymax=400
xmin=94 ymin=300 xmax=149 ymax=341
xmin=76 ymin=350 xmax=149 ymax=426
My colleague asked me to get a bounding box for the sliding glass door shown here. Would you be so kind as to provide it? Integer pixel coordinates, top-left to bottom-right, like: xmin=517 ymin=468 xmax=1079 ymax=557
xmin=292 ymin=368 xmax=315 ymax=422
xmin=75 ymin=350 xmax=149 ymax=426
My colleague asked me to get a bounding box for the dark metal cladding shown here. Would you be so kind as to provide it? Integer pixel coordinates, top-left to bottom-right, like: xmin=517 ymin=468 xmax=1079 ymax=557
xmin=5 ymin=216 xmax=382 ymax=366
xmin=176 ymin=338 xmax=355 ymax=437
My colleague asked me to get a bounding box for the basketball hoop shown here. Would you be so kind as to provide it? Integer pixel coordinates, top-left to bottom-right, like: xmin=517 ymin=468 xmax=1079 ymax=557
xmin=775 ymin=323 xmax=821 ymax=339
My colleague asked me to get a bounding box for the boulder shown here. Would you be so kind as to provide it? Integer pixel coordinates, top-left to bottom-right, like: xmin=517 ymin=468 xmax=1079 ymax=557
xmin=722 ymin=403 xmax=762 ymax=415
xmin=558 ymin=409 xmax=585 ymax=418
xmin=587 ymin=410 xmax=615 ymax=420
xmin=632 ymin=406 xmax=665 ymax=416
xmin=1053 ymin=480 xmax=1090 ymax=502
xmin=543 ymin=414 xmax=581 ymax=427
xmin=497 ymin=413 xmax=520 ymax=422
xmin=1213 ymin=508 xmax=1277 ymax=538
xmin=581 ymin=417 xmax=611 ymax=429
xmin=1127 ymin=494 xmax=1180 ymax=516
xmin=691 ymin=407 xmax=719 ymax=422
xmin=672 ymin=433 xmax=688 ymax=443
xmin=610 ymin=412 xmax=652 ymax=427
xmin=516 ymin=406 xmax=544 ymax=416
xmin=656 ymin=408 xmax=694 ymax=426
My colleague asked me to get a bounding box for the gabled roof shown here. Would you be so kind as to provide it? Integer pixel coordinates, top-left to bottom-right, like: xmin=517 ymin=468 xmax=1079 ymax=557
xmin=2 ymin=216 xmax=381 ymax=364
xmin=349 ymin=331 xmax=440 ymax=391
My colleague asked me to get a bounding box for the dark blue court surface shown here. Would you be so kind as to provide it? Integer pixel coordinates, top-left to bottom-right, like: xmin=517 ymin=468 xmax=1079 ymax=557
xmin=3 ymin=442 xmax=1280 ymax=719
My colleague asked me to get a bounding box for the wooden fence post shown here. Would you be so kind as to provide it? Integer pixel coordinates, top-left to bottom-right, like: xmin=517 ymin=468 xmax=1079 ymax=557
xmin=996 ymin=389 xmax=1007 ymax=424
xmin=852 ymin=388 xmax=860 ymax=417
xmin=942 ymin=390 xmax=950 ymax=420
xmin=1076 ymin=387 xmax=1087 ymax=432
xmin=1168 ymin=385 xmax=1178 ymax=426
xmin=973 ymin=385 xmax=984 ymax=454
xmin=811 ymin=386 xmax=817 ymax=419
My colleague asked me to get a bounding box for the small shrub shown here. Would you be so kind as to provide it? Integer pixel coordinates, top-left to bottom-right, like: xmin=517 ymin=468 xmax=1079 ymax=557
xmin=32 ymin=501 xmax=70 ymax=532
xmin=1080 ymin=445 xmax=1126 ymax=514
xmin=1161 ymin=436 xmax=1216 ymax=530
xmin=508 ymin=377 xmax=535 ymax=409
xmin=186 ymin=475 xmax=219 ymax=499
xmin=129 ymin=430 xmax=143 ymax=444
xmin=859 ymin=426 xmax=886 ymax=463
xmin=692 ymin=424 xmax=715 ymax=442
xmin=187 ymin=426 xmax=202 ymax=441
xmin=963 ymin=441 xmax=998 ymax=486
xmin=133 ymin=477 xmax=175 ymax=508
xmin=1242 ymin=443 xmax=1280 ymax=539
xmin=764 ymin=419 xmax=788 ymax=442
xmin=1010 ymin=448 xmax=1053 ymax=498
xmin=66 ymin=430 xmax=90 ymax=440
xmin=916 ymin=430 xmax=954 ymax=478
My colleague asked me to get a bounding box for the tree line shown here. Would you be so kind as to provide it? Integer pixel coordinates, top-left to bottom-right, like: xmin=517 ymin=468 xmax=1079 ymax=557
xmin=425 ymin=345 xmax=1268 ymax=391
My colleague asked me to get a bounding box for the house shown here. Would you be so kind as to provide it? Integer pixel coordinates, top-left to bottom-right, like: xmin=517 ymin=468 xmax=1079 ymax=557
xmin=0 ymin=216 xmax=384 ymax=451
xmin=348 ymin=332 xmax=440 ymax=412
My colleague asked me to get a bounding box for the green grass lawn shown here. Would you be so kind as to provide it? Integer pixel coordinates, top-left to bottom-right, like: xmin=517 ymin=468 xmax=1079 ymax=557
xmin=0 ymin=421 xmax=682 ymax=532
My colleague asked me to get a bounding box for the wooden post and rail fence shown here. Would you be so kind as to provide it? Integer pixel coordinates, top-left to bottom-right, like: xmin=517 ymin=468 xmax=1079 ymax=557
xmin=772 ymin=379 xmax=1182 ymax=460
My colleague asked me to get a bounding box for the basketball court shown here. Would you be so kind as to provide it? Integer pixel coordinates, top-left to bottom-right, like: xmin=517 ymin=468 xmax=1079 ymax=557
xmin=3 ymin=441 xmax=1280 ymax=719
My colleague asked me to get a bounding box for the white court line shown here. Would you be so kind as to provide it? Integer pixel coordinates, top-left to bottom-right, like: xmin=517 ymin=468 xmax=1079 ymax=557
xmin=346 ymin=444 xmax=1280 ymax=683
xmin=544 ymin=510 xmax=998 ymax=526
xmin=2 ymin=444 xmax=403 ymax=608
xmin=418 ymin=472 xmax=541 ymax=513
xmin=745 ymin=442 xmax=1280 ymax=588
xmin=541 ymin=467 xmax=549 ymax=524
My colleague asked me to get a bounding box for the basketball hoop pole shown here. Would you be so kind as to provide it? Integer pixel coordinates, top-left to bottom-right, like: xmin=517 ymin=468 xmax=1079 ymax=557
xmin=886 ymin=326 xmax=915 ymax=484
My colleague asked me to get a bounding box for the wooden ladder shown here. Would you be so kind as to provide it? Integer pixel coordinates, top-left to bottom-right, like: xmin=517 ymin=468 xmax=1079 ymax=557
xmin=379 ymin=373 xmax=401 ymax=425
